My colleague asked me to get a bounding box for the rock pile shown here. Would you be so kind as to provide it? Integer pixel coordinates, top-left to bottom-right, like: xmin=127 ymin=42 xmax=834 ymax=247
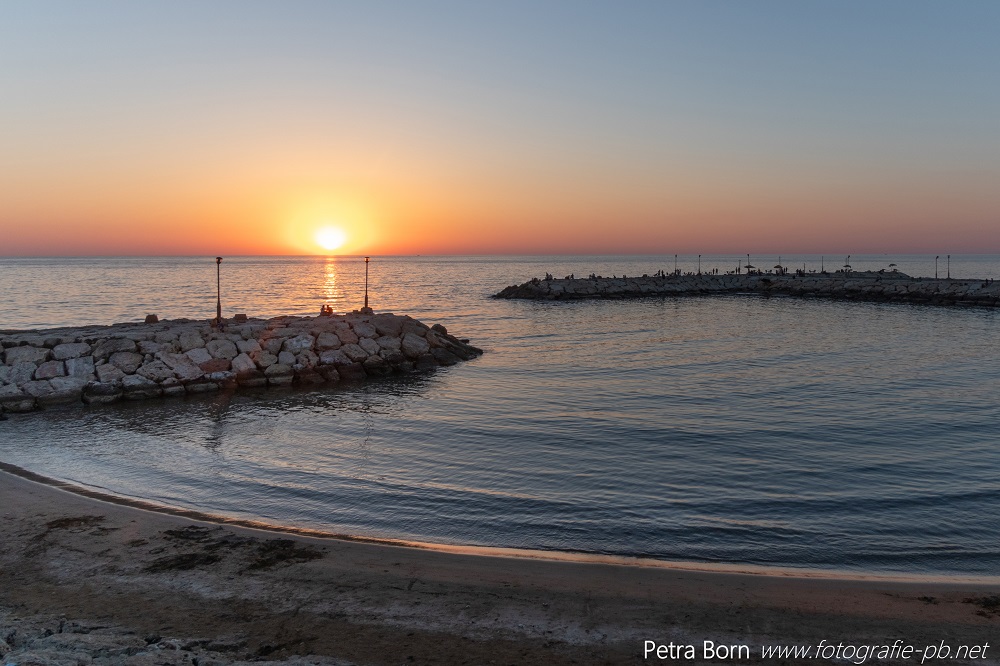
xmin=496 ymin=272 xmax=1000 ymax=307
xmin=0 ymin=313 xmax=482 ymax=416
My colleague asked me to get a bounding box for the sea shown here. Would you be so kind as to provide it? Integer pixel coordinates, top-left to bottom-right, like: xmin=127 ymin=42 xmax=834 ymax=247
xmin=1 ymin=254 xmax=998 ymax=576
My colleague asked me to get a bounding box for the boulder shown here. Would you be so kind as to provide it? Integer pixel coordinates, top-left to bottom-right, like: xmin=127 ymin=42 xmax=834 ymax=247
xmin=351 ymin=322 xmax=377 ymax=339
xmin=317 ymin=366 xmax=341 ymax=383
xmin=178 ymin=330 xmax=206 ymax=352
xmin=5 ymin=362 xmax=37 ymax=385
xmin=401 ymin=333 xmax=431 ymax=358
xmin=136 ymin=360 xmax=175 ymax=383
xmin=34 ymin=360 xmax=66 ymax=380
xmin=251 ymin=351 xmax=278 ymax=369
xmin=332 ymin=325 xmax=358 ymax=344
xmin=319 ymin=349 xmax=351 ymax=366
xmin=236 ymin=370 xmax=268 ymax=388
xmin=122 ymin=374 xmax=162 ymax=400
xmin=336 ymin=362 xmax=367 ymax=381
xmin=185 ymin=380 xmax=219 ymax=393
xmin=109 ymin=351 xmax=144 ymax=374
xmin=230 ymin=353 xmax=257 ymax=376
xmin=432 ymin=348 xmax=461 ymax=366
xmin=156 ymin=352 xmax=204 ymax=382
xmin=137 ymin=340 xmax=164 ymax=355
xmin=362 ymin=354 xmax=391 ymax=376
xmin=264 ymin=363 xmax=294 ymax=386
xmin=198 ymin=358 xmax=231 ymax=373
xmin=414 ymin=353 xmax=438 ymax=372
xmin=296 ymin=350 xmax=319 ymax=368
xmin=95 ymin=363 xmax=127 ymax=383
xmin=160 ymin=377 xmax=186 ymax=396
xmin=185 ymin=347 xmax=213 ymax=365
xmin=3 ymin=346 xmax=50 ymax=365
xmin=47 ymin=377 xmax=87 ymax=403
xmin=277 ymin=351 xmax=296 ymax=365
xmin=376 ymin=336 xmax=402 ymax=351
xmin=340 ymin=343 xmax=369 ymax=362
xmin=206 ymin=339 xmax=238 ymax=360
xmin=282 ymin=334 xmax=315 ymax=355
xmin=0 ymin=384 xmax=36 ymax=412
xmin=359 ymin=337 xmax=381 ymax=355
xmin=92 ymin=338 xmax=136 ymax=360
xmin=316 ymin=332 xmax=341 ymax=350
xmin=207 ymin=371 xmax=237 ymax=388
xmin=65 ymin=356 xmax=97 ymax=380
xmin=236 ymin=339 xmax=261 ymax=354
xmin=431 ymin=323 xmax=448 ymax=335
xmin=372 ymin=314 xmax=404 ymax=337
xmin=52 ymin=342 xmax=91 ymax=360
xmin=261 ymin=337 xmax=284 ymax=354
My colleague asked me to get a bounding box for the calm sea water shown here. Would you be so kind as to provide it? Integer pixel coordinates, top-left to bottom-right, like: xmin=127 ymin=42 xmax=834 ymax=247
xmin=1 ymin=255 xmax=999 ymax=575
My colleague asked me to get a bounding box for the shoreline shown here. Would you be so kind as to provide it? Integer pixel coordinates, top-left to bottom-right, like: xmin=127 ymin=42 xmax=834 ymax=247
xmin=3 ymin=466 xmax=1000 ymax=664
xmin=2 ymin=461 xmax=995 ymax=586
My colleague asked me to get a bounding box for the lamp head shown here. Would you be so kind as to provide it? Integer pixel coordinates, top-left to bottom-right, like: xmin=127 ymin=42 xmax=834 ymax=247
xmin=216 ymin=257 xmax=223 ymax=264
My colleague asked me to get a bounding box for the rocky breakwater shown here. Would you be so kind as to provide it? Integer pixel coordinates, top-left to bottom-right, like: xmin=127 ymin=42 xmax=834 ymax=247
xmin=0 ymin=313 xmax=482 ymax=416
xmin=496 ymin=272 xmax=1000 ymax=307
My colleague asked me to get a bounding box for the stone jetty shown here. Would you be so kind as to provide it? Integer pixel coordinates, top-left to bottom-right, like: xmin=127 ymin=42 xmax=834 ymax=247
xmin=0 ymin=312 xmax=482 ymax=415
xmin=496 ymin=271 xmax=1000 ymax=307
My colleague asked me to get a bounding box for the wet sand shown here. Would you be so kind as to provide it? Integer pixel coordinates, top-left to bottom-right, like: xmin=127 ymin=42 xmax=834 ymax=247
xmin=1 ymin=468 xmax=999 ymax=665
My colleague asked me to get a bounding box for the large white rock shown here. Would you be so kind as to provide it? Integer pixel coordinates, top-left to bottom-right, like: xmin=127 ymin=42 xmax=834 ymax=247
xmin=137 ymin=360 xmax=175 ymax=382
xmin=95 ymin=363 xmax=126 ymax=383
xmin=122 ymin=374 xmax=161 ymax=399
xmin=34 ymin=360 xmax=66 ymax=380
xmin=340 ymin=343 xmax=369 ymax=362
xmin=236 ymin=339 xmax=261 ymax=354
xmin=178 ymin=330 xmax=206 ymax=352
xmin=230 ymin=353 xmax=257 ymax=375
xmin=65 ymin=356 xmax=96 ymax=380
xmin=282 ymin=334 xmax=315 ymax=355
xmin=351 ymin=322 xmax=377 ymax=339
xmin=251 ymin=350 xmax=278 ymax=369
xmin=185 ymin=347 xmax=213 ymax=365
xmin=316 ymin=332 xmax=341 ymax=350
xmin=92 ymin=338 xmax=136 ymax=360
xmin=206 ymin=339 xmax=238 ymax=360
xmin=372 ymin=314 xmax=404 ymax=337
xmin=359 ymin=337 xmax=381 ymax=355
xmin=319 ymin=349 xmax=351 ymax=366
xmin=156 ymin=352 xmax=204 ymax=381
xmin=3 ymin=346 xmax=50 ymax=365
xmin=52 ymin=342 xmax=91 ymax=360
xmin=109 ymin=351 xmax=144 ymax=374
xmin=376 ymin=335 xmax=402 ymax=351
xmin=6 ymin=362 xmax=37 ymax=385
xmin=401 ymin=333 xmax=430 ymax=358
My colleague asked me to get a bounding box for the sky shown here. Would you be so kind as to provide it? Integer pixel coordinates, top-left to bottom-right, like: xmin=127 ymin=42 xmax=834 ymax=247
xmin=2 ymin=0 xmax=999 ymax=256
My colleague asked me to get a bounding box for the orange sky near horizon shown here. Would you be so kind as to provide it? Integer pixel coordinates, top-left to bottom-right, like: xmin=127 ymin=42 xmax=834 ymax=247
xmin=2 ymin=3 xmax=999 ymax=257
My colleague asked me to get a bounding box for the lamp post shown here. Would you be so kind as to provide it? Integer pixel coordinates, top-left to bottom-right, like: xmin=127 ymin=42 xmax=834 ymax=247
xmin=698 ymin=254 xmax=701 ymax=275
xmin=674 ymin=254 xmax=677 ymax=275
xmin=364 ymin=256 xmax=370 ymax=310
xmin=935 ymin=255 xmax=939 ymax=279
xmin=215 ymin=257 xmax=223 ymax=325
xmin=947 ymin=254 xmax=950 ymax=279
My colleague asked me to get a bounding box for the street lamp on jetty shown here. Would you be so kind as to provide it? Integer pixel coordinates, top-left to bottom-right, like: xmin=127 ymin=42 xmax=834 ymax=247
xmin=947 ymin=255 xmax=951 ymax=279
xmin=698 ymin=255 xmax=701 ymax=275
xmin=936 ymin=255 xmax=939 ymax=279
xmin=361 ymin=256 xmax=373 ymax=314
xmin=215 ymin=257 xmax=223 ymax=327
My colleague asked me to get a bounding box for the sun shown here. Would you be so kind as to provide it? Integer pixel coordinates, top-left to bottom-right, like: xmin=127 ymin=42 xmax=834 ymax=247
xmin=315 ymin=226 xmax=347 ymax=252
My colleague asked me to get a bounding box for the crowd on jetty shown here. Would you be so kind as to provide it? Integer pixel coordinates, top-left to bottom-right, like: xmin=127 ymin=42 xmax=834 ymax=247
xmin=0 ymin=312 xmax=482 ymax=416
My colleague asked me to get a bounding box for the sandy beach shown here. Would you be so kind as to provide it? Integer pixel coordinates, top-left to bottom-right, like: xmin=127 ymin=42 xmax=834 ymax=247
xmin=1 ymin=467 xmax=998 ymax=665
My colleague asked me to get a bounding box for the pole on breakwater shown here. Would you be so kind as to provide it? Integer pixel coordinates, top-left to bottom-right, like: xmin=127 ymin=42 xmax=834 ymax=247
xmin=698 ymin=255 xmax=701 ymax=275
xmin=936 ymin=256 xmax=939 ymax=279
xmin=361 ymin=256 xmax=373 ymax=314
xmin=947 ymin=255 xmax=951 ymax=279
xmin=215 ymin=257 xmax=223 ymax=326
